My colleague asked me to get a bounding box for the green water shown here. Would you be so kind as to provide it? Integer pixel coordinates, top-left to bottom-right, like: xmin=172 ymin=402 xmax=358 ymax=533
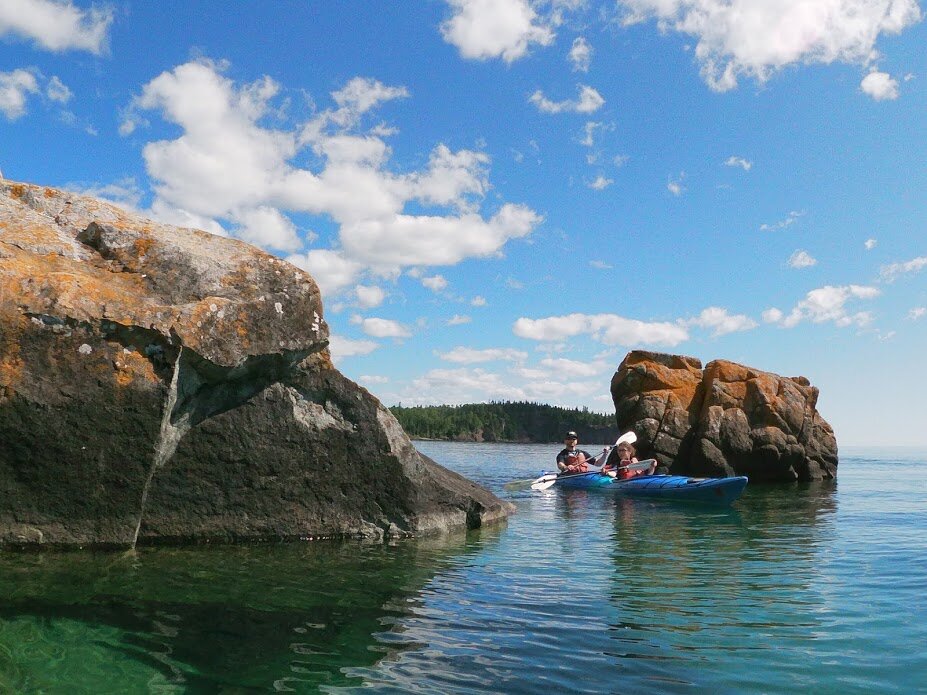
xmin=1 ymin=443 xmax=925 ymax=693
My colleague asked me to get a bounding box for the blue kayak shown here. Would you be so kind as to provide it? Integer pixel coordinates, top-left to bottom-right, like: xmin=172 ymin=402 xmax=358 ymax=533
xmin=551 ymin=471 xmax=748 ymax=505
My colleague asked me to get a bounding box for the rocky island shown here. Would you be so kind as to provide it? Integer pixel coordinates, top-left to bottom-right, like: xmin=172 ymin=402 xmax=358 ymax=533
xmin=0 ymin=179 xmax=511 ymax=548
xmin=611 ymin=350 xmax=838 ymax=482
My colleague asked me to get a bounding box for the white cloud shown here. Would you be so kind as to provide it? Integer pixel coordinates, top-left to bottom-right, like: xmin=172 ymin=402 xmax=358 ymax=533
xmin=471 ymin=295 xmax=487 ymax=306
xmin=422 ymin=274 xmax=448 ymax=291
xmin=447 ymin=314 xmax=471 ymax=325
xmin=0 ymin=0 xmax=113 ymax=54
xmin=724 ymin=155 xmax=752 ymax=171
xmin=861 ymin=70 xmax=900 ymax=100
xmin=538 ymin=357 xmax=611 ymax=377
xmin=355 ymin=284 xmax=386 ymax=309
xmin=569 ymin=36 xmax=592 ymax=72
xmin=788 ymin=249 xmax=818 ymax=268
xmin=766 ymin=284 xmax=881 ymax=328
xmin=287 ymin=249 xmax=365 ymax=297
xmin=441 ymin=0 xmax=555 ymax=63
xmin=513 ymin=312 xmax=689 ymax=346
xmin=762 ymin=308 xmax=784 ymax=324
xmin=0 ymin=69 xmax=38 ymax=120
xmin=580 ymin=121 xmax=601 ymax=147
xmin=353 ymin=316 xmax=412 ymax=339
xmin=760 ymin=210 xmax=805 ymax=231
xmin=667 ymin=172 xmax=685 ymax=196
xmin=618 ymin=0 xmax=922 ymax=92
xmin=359 ymin=374 xmax=389 ymax=384
xmin=129 ymin=60 xmax=541 ymax=289
xmin=589 ymin=260 xmax=612 ymax=270
xmin=865 ymin=238 xmax=877 ymax=250
xmin=402 ymin=367 xmax=528 ymax=404
xmin=440 ymin=346 xmax=528 ymax=363
xmin=328 ymin=335 xmax=379 ymax=361
xmin=908 ymin=307 xmax=926 ymax=320
xmin=235 ymin=206 xmax=301 ymax=252
xmin=880 ymin=255 xmax=927 ymax=282
xmin=529 ymin=84 xmax=605 ymax=114
xmin=45 ymin=74 xmax=71 ymax=102
xmin=587 ymin=174 xmax=613 ymax=190
xmin=683 ymin=306 xmax=758 ymax=336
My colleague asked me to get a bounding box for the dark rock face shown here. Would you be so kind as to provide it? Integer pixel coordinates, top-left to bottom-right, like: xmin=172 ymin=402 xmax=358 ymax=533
xmin=611 ymin=350 xmax=838 ymax=482
xmin=0 ymin=179 xmax=510 ymax=547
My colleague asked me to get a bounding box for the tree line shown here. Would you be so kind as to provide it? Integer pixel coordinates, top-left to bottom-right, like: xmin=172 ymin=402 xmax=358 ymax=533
xmin=388 ymin=401 xmax=618 ymax=443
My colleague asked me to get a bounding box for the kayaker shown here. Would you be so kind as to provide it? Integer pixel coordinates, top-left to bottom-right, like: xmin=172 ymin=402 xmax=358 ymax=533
xmin=556 ymin=431 xmax=599 ymax=474
xmin=603 ymin=442 xmax=656 ymax=479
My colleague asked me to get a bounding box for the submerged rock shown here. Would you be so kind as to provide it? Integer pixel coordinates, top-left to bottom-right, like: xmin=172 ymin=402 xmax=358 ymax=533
xmin=0 ymin=179 xmax=510 ymax=547
xmin=611 ymin=350 xmax=837 ymax=482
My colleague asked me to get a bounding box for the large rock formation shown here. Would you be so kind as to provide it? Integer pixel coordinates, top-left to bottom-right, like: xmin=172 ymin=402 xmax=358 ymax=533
xmin=611 ymin=350 xmax=837 ymax=482
xmin=0 ymin=179 xmax=511 ymax=547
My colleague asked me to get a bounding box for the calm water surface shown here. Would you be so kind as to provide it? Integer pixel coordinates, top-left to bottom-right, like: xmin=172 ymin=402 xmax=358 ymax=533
xmin=1 ymin=443 xmax=925 ymax=693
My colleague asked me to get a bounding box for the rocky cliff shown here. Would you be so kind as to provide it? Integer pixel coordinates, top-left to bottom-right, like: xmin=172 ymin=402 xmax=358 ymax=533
xmin=0 ymin=179 xmax=511 ymax=547
xmin=611 ymin=350 xmax=837 ymax=482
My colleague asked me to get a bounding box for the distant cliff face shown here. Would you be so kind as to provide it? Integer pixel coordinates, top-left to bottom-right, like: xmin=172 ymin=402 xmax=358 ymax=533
xmin=0 ymin=179 xmax=510 ymax=547
xmin=611 ymin=350 xmax=838 ymax=482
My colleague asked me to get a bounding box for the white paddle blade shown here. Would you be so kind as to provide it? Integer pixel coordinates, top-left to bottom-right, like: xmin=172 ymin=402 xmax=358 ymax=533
xmin=616 ymin=431 xmax=637 ymax=446
xmin=528 ymin=473 xmax=558 ymax=491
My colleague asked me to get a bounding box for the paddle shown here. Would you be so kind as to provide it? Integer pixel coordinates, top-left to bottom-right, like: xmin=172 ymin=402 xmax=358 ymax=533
xmin=503 ymin=431 xmax=637 ymax=492
xmin=530 ymin=459 xmax=654 ymax=491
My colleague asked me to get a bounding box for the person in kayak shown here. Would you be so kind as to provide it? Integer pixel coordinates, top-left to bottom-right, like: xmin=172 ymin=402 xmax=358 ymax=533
xmin=602 ymin=442 xmax=656 ymax=479
xmin=556 ymin=431 xmax=599 ymax=474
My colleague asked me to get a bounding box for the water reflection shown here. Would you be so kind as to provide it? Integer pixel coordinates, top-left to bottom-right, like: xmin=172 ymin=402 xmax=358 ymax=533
xmin=0 ymin=528 xmax=502 ymax=693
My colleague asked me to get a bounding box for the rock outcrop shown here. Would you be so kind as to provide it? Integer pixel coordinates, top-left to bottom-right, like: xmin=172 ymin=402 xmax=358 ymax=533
xmin=611 ymin=350 xmax=837 ymax=482
xmin=0 ymin=179 xmax=511 ymax=547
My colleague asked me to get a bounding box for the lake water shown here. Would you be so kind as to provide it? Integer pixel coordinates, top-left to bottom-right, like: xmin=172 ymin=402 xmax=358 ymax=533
xmin=1 ymin=443 xmax=925 ymax=693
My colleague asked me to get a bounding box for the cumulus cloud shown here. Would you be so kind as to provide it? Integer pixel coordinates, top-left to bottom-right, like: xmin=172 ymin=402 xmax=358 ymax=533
xmin=861 ymin=70 xmax=900 ymax=100
xmin=529 ymin=84 xmax=605 ymax=114
xmin=235 ymin=206 xmax=301 ymax=252
xmin=865 ymin=238 xmax=878 ymax=250
xmin=287 ymin=249 xmax=365 ymax=297
xmin=760 ymin=210 xmax=805 ymax=231
xmin=447 ymin=314 xmax=471 ymax=325
xmin=422 ymin=274 xmax=448 ymax=291
xmin=0 ymin=69 xmax=38 ymax=119
xmin=765 ymin=284 xmax=881 ymax=328
xmin=513 ymin=312 xmax=689 ymax=346
xmin=0 ymin=0 xmax=113 ymax=54
xmin=45 ymin=74 xmax=71 ymax=102
xmin=538 ymin=357 xmax=611 ymax=378
xmin=724 ymin=155 xmax=752 ymax=171
xmin=587 ymin=174 xmax=613 ymax=190
xmin=908 ymin=307 xmax=926 ymax=320
xmin=327 ymin=335 xmax=379 ymax=361
xmin=682 ymin=307 xmax=758 ymax=337
xmin=667 ymin=172 xmax=685 ymax=196
xmin=355 ymin=284 xmax=386 ymax=309
xmin=788 ymin=249 xmax=818 ymax=268
xmin=441 ymin=0 xmax=555 ymax=63
xmin=880 ymin=255 xmax=927 ymax=282
xmin=353 ymin=316 xmax=412 ymax=339
xmin=439 ymin=346 xmax=528 ymax=363
xmin=471 ymin=295 xmax=487 ymax=306
xmin=127 ymin=59 xmax=541 ymax=292
xmin=617 ymin=0 xmax=922 ymax=92
xmin=569 ymin=36 xmax=592 ymax=71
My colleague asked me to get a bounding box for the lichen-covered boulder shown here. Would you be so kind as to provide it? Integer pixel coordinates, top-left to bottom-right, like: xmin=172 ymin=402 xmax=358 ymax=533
xmin=0 ymin=179 xmax=511 ymax=547
xmin=611 ymin=350 xmax=837 ymax=482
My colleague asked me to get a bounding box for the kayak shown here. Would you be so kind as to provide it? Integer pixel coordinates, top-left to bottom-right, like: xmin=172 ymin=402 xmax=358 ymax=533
xmin=549 ymin=471 xmax=748 ymax=505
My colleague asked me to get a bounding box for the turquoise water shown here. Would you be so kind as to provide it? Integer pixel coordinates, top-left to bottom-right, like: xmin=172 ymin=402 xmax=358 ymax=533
xmin=1 ymin=444 xmax=925 ymax=693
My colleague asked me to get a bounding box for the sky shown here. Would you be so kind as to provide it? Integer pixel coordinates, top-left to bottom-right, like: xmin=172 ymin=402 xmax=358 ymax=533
xmin=2 ymin=0 xmax=926 ymax=447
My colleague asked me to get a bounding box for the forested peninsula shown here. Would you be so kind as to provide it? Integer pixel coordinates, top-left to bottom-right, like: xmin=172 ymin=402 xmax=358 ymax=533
xmin=389 ymin=402 xmax=618 ymax=443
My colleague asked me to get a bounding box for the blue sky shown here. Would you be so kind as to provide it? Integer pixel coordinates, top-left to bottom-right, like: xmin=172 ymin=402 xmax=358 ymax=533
xmin=2 ymin=0 xmax=926 ymax=446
